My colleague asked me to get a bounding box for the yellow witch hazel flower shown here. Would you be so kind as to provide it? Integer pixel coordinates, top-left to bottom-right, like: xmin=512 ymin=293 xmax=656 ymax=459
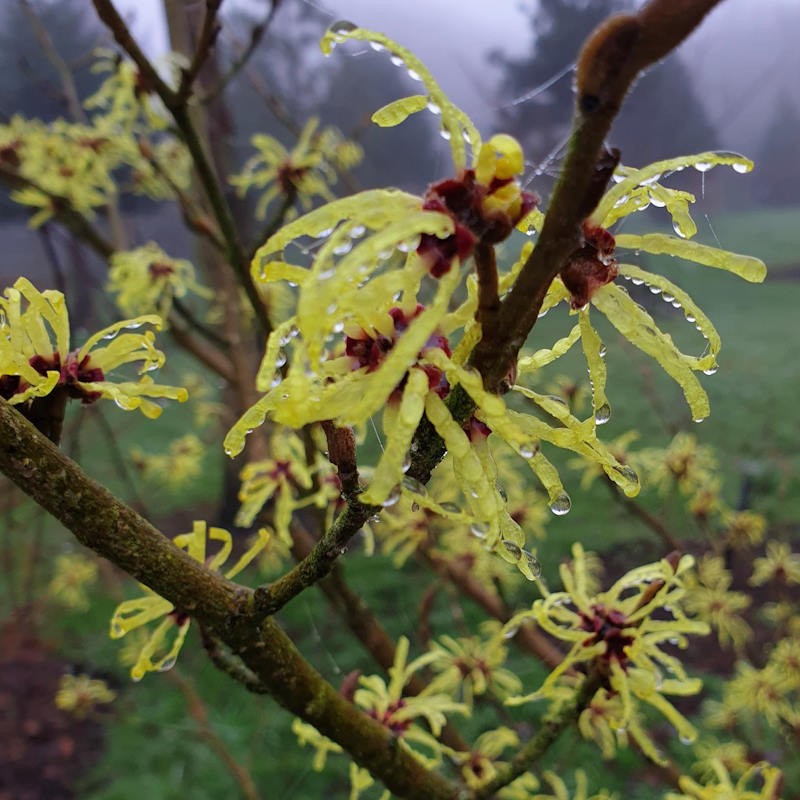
xmin=520 ymin=151 xmax=766 ymax=428
xmin=108 ymin=242 xmax=211 ymax=319
xmin=225 ymin=24 xmax=645 ymax=580
xmin=109 ymin=521 xmax=268 ymax=680
xmin=236 ymin=428 xmax=341 ymax=535
xmin=505 ymin=544 xmax=710 ymax=749
xmin=0 ymin=277 xmax=187 ymax=417
xmin=665 ymin=759 xmax=783 ymax=800
xmin=231 ymin=116 xmax=363 ymax=220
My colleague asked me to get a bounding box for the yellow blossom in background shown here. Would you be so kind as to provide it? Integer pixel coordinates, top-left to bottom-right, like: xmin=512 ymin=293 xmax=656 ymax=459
xmin=722 ymin=661 xmax=793 ymax=728
xmin=665 ymin=760 xmax=782 ymax=800
xmin=47 ymin=553 xmax=98 ymax=611
xmin=446 ymin=727 xmax=540 ymax=798
xmin=109 ymin=522 xmax=268 ymax=680
xmin=0 ymin=277 xmax=187 ymax=417
xmin=55 ymin=673 xmax=116 ymax=719
xmin=530 ymin=770 xmax=616 ymax=800
xmin=750 ymin=541 xmax=800 ymax=586
xmin=636 ymin=433 xmax=718 ymax=496
xmin=692 ymin=740 xmax=752 ymax=783
xmin=231 ymin=116 xmax=363 ymax=220
xmin=683 ymin=555 xmax=752 ymax=651
xmin=352 ymin=636 xmax=467 ymax=768
xmin=722 ymin=510 xmax=766 ymax=550
xmin=130 ymin=434 xmax=205 ymax=490
xmin=108 ymin=243 xmax=211 ymax=319
xmin=506 ymin=545 xmax=710 ymax=749
xmin=425 ymin=631 xmax=522 ymax=707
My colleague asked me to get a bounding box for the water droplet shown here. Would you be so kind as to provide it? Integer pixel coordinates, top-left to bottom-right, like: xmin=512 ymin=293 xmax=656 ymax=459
xmin=598 ymin=343 xmax=608 ymax=358
xmin=349 ymin=224 xmax=366 ymax=238
xmin=319 ymin=267 xmax=335 ymax=281
xmin=679 ymin=734 xmax=694 ymax=745
xmin=522 ymin=550 xmax=541 ymax=579
xmin=426 ymin=101 xmax=442 ymax=115
xmin=671 ymin=300 xmax=682 ymax=309
xmin=518 ymin=440 xmax=538 ymax=458
xmin=332 ymin=321 xmax=344 ymax=334
xmin=693 ymin=416 xmax=706 ymax=424
xmin=649 ymin=195 xmax=666 ymax=208
xmin=503 ymin=625 xmax=520 ymax=639
xmin=640 ymin=173 xmax=661 ymax=186
xmin=631 ymin=277 xmax=645 ymax=286
xmin=407 ymin=68 xmax=422 ymax=81
xmin=662 ymin=293 xmax=675 ymax=303
xmin=381 ymin=486 xmax=401 ymax=508
xmin=595 ymin=403 xmax=611 ymax=425
xmin=685 ymin=313 xmax=696 ymax=323
xmin=411 ymin=502 xmax=420 ymax=512
xmin=274 ymin=349 xmax=287 ymax=368
xmin=549 ymin=493 xmax=571 ymax=516
xmin=439 ymin=501 xmax=461 ymax=515
xmin=672 ymin=220 xmax=687 ymax=238
xmin=618 ymin=465 xmax=639 ymax=484
xmin=270 ymin=373 xmax=282 ymax=388
xmin=470 ymin=522 xmax=489 ymax=539
xmin=439 ymin=129 xmax=452 ymax=141
xmin=326 ymin=303 xmax=337 ymax=315
xmin=537 ymin=307 xmax=549 ymax=318
xmin=330 ymin=20 xmax=358 ymax=35
xmin=502 ymin=539 xmax=522 ymax=559
xmin=702 ymin=365 xmax=718 ymax=376
xmin=694 ymin=162 xmax=713 ymax=173
xmin=313 ymin=227 xmax=334 ymax=239
xmin=390 ymin=55 xmax=405 ymax=67
xmin=649 ymin=285 xmax=662 ymax=295
xmin=287 ymin=280 xmax=298 ymax=288
xmin=402 ymin=475 xmax=427 ymax=496
xmin=369 ymin=41 xmax=385 ymax=52
xmin=732 ymin=162 xmax=749 ymax=174
xmin=332 ymin=241 xmax=353 ymax=256
xmin=401 ymin=455 xmax=412 ymax=474
xmin=159 ymin=657 xmax=177 ymax=672
xmin=378 ymin=249 xmax=393 ymax=260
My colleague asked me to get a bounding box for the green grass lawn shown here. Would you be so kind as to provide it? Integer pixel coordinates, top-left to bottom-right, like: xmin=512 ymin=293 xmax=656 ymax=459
xmin=4 ymin=203 xmax=799 ymax=799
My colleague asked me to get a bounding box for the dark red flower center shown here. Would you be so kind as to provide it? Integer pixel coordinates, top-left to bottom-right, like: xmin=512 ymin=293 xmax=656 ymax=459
xmin=579 ymin=602 xmax=633 ymax=669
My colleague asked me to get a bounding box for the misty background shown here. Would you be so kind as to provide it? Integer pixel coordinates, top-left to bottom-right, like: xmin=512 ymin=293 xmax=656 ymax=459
xmin=0 ymin=0 xmax=798 ymax=291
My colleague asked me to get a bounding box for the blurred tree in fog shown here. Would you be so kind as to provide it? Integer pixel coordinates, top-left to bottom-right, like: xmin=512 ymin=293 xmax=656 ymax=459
xmin=754 ymin=98 xmax=800 ymax=207
xmin=493 ymin=0 xmax=718 ymax=176
xmin=221 ymin=4 xmax=441 ymax=199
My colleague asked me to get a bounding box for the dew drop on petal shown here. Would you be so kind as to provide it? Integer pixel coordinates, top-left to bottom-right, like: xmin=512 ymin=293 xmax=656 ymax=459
xmin=595 ymin=403 xmax=611 ymax=425
xmin=390 ymin=55 xmax=405 ymax=67
xmin=549 ymin=493 xmax=572 ymax=516
xmin=522 ymin=550 xmax=542 ymax=579
xmin=703 ymin=365 xmax=718 ymax=376
xmin=401 ymin=454 xmax=412 ymax=474
xmin=274 ymin=349 xmax=287 ymax=368
xmin=502 ymin=539 xmax=522 ymax=559
xmin=503 ymin=624 xmax=520 ymax=639
xmin=598 ymin=343 xmax=608 ymax=358
xmin=732 ymin=162 xmax=749 ymax=174
xmin=426 ymin=101 xmax=442 ymax=116
xmin=693 ymin=416 xmax=706 ymax=424
xmin=381 ymin=486 xmax=401 ymax=508
xmin=631 ymin=278 xmax=645 ymax=286
xmin=330 ymin=20 xmax=358 ymax=35
xmin=693 ymin=162 xmax=713 ymax=172
xmin=349 ymin=224 xmax=366 ymax=238
xmin=402 ymin=475 xmax=428 ymax=496
xmin=369 ymin=41 xmax=385 ymax=52
xmin=672 ymin=220 xmax=688 ymax=238
xmin=470 ymin=522 xmax=489 ymax=539
xmin=440 ymin=129 xmax=452 ymax=141
xmin=649 ymin=285 xmax=662 ymax=295
xmin=439 ymin=501 xmax=461 ymax=515
xmin=518 ymin=440 xmax=537 ymax=458
xmin=407 ymin=68 xmax=422 ymax=81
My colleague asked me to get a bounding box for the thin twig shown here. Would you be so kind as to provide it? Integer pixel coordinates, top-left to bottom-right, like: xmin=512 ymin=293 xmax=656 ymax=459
xmin=168 ymin=668 xmax=262 ymax=800
xmin=202 ymin=3 xmax=281 ymax=104
xmin=176 ymin=0 xmax=223 ymax=103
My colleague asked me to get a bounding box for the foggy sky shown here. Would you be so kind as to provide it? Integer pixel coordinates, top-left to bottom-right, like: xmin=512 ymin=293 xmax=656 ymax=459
xmin=115 ymin=0 xmax=800 ymax=154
